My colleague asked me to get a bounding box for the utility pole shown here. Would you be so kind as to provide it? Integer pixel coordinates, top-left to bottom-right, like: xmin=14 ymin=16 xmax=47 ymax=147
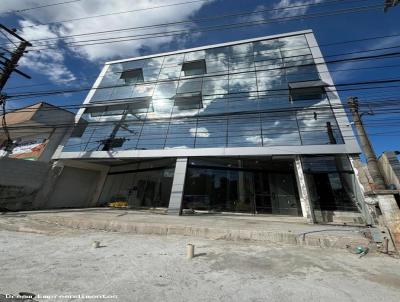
xmin=0 ymin=24 xmax=32 ymax=154
xmin=384 ymin=0 xmax=399 ymax=12
xmin=348 ymin=96 xmax=400 ymax=249
xmin=0 ymin=24 xmax=32 ymax=91
xmin=347 ymin=97 xmax=386 ymax=190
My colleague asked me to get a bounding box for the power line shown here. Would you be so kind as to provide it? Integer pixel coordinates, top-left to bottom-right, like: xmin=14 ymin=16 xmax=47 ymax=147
xmin=3 ymin=98 xmax=400 ymax=128
xmin=1 ymin=0 xmax=85 ymax=14
xmin=24 ymin=3 xmax=383 ymax=51
xmin=7 ymin=43 xmax=398 ymax=95
xmin=0 ymin=29 xmax=18 ymax=48
xmin=4 ymin=120 xmax=399 ymax=151
xmin=5 ymin=50 xmax=400 ymax=100
xmin=16 ymin=0 xmax=214 ymax=28
xmin=6 ymin=31 xmax=400 ymax=92
xmin=5 ymin=97 xmax=400 ymax=114
xmin=13 ymin=0 xmax=356 ymax=44
xmin=0 ymin=24 xmax=32 ymax=154
xmin=3 ymin=103 xmax=400 ymax=151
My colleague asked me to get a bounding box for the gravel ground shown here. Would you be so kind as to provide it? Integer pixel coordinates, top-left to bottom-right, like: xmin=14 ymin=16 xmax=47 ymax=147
xmin=0 ymin=229 xmax=400 ymax=302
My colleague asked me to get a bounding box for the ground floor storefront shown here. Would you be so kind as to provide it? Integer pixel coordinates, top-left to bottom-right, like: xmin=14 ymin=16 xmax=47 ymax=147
xmin=91 ymin=155 xmax=366 ymax=224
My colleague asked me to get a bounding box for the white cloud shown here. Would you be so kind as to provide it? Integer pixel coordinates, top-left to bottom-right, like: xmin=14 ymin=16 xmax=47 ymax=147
xmin=236 ymin=5 xmax=267 ymax=23
xmin=246 ymin=135 xmax=262 ymax=144
xmin=18 ymin=19 xmax=76 ymax=83
xmin=1 ymin=0 xmax=213 ymax=82
xmin=273 ymin=0 xmax=323 ymax=18
xmin=192 ymin=127 xmax=210 ymax=137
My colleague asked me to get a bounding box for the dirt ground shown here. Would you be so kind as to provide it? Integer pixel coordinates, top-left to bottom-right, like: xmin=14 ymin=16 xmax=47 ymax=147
xmin=0 ymin=228 xmax=400 ymax=302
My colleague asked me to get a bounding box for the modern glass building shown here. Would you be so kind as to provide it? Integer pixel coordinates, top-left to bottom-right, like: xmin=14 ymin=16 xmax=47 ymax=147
xmin=54 ymin=30 xmax=368 ymax=223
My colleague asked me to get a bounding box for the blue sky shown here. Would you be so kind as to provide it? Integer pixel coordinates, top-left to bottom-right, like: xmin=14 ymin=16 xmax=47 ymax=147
xmin=0 ymin=0 xmax=399 ymax=156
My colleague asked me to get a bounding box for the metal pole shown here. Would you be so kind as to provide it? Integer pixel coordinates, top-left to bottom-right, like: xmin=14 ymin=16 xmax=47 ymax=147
xmin=0 ymin=41 xmax=30 ymax=155
xmin=347 ymin=97 xmax=386 ymax=190
xmin=0 ymin=41 xmax=30 ymax=92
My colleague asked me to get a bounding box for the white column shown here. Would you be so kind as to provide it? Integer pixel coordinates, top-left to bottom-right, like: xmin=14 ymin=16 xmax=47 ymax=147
xmin=168 ymin=157 xmax=188 ymax=215
xmin=294 ymin=156 xmax=314 ymax=223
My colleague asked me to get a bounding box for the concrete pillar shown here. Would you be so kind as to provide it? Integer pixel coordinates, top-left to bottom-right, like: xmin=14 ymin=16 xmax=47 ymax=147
xmin=379 ymin=151 xmax=400 ymax=190
xmin=33 ymin=161 xmax=65 ymax=209
xmin=168 ymin=157 xmax=188 ymax=215
xmin=89 ymin=168 xmax=110 ymax=207
xmin=375 ymin=193 xmax=400 ymax=248
xmin=294 ymin=156 xmax=314 ymax=223
xmin=35 ymin=160 xmax=110 ymax=209
xmin=349 ymin=155 xmax=376 ymax=225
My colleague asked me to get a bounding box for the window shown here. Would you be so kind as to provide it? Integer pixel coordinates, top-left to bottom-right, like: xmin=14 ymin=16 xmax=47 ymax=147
xmin=86 ymin=104 xmax=127 ymax=117
xmin=296 ymin=109 xmax=343 ymax=145
xmin=174 ymin=92 xmax=203 ymax=110
xmin=289 ymin=86 xmax=325 ymax=101
xmin=120 ymin=68 xmax=144 ymax=84
xmin=128 ymin=98 xmax=153 ymax=114
xmin=181 ymin=60 xmax=206 ymax=76
xmin=286 ymin=65 xmax=320 ymax=83
xmin=177 ymin=78 xmax=203 ymax=94
xmin=85 ymin=98 xmax=153 ymax=118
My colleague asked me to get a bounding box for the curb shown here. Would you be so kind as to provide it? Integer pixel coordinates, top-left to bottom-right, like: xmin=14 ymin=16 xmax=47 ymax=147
xmin=31 ymin=215 xmax=370 ymax=250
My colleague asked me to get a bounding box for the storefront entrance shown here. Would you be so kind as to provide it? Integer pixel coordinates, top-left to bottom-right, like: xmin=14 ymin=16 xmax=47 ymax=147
xmin=182 ymin=157 xmax=302 ymax=216
xmin=98 ymin=159 xmax=175 ymax=209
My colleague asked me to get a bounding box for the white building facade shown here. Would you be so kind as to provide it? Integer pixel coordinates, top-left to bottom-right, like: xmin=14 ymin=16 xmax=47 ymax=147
xmin=54 ymin=30 xmax=369 ymax=224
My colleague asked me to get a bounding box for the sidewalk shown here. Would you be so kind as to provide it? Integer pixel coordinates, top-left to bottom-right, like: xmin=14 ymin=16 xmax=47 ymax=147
xmin=0 ymin=208 xmax=376 ymax=249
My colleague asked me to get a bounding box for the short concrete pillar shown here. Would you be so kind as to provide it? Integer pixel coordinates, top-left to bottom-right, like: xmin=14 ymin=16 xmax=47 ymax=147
xmin=376 ymin=194 xmax=400 ymax=248
xmin=168 ymin=158 xmax=188 ymax=215
xmin=89 ymin=169 xmax=110 ymax=207
xmin=33 ymin=161 xmax=65 ymax=209
xmin=294 ymin=156 xmax=314 ymax=223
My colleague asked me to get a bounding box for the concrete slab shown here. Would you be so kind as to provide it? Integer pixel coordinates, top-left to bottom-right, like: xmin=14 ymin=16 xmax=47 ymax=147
xmin=1 ymin=230 xmax=400 ymax=302
xmin=0 ymin=208 xmax=375 ymax=250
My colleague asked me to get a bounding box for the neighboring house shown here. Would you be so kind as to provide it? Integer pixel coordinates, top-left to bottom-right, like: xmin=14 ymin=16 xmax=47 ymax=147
xmin=53 ymin=30 xmax=368 ymax=224
xmin=379 ymin=151 xmax=400 ymax=190
xmin=0 ymin=102 xmax=75 ymax=161
xmin=0 ymin=102 xmax=75 ymax=210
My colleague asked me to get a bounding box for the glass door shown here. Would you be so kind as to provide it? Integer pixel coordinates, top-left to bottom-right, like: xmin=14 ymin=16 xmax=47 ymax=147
xmin=269 ymin=173 xmax=301 ymax=215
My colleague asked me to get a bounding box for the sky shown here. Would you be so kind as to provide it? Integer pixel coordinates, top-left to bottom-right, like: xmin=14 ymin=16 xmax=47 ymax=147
xmin=0 ymin=0 xmax=399 ymax=156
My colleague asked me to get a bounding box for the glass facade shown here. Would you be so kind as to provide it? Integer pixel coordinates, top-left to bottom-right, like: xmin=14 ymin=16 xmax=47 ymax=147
xmin=57 ymin=32 xmax=364 ymax=221
xmin=98 ymin=158 xmax=175 ymax=208
xmin=302 ymin=155 xmax=359 ymax=213
xmin=62 ymin=33 xmax=345 ymax=153
xmin=183 ymin=157 xmax=302 ymax=215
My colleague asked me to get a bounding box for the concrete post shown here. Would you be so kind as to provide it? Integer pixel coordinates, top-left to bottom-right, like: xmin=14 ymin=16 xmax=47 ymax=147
xmin=168 ymin=157 xmax=188 ymax=215
xmin=375 ymin=193 xmax=400 ymax=247
xmin=89 ymin=168 xmax=110 ymax=207
xmin=348 ymin=97 xmax=386 ymax=190
xmin=33 ymin=161 xmax=65 ymax=209
xmin=379 ymin=151 xmax=400 ymax=190
xmin=294 ymin=156 xmax=314 ymax=223
xmin=349 ymin=155 xmax=376 ymax=225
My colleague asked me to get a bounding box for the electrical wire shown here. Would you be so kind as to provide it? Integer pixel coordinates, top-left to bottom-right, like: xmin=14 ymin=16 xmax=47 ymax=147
xmin=6 ymin=31 xmax=400 ymax=92
xmin=1 ymin=0 xmax=85 ymax=14
xmin=5 ymin=49 xmax=400 ymax=100
xmin=12 ymin=0 xmax=359 ymax=44
xmin=24 ymin=3 xmax=383 ymax=51
xmin=4 ymin=96 xmax=400 ymax=117
xmin=0 ymin=29 xmax=18 ymax=48
xmin=15 ymin=0 xmax=214 ymax=28
xmin=3 ymin=99 xmax=400 ymax=130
